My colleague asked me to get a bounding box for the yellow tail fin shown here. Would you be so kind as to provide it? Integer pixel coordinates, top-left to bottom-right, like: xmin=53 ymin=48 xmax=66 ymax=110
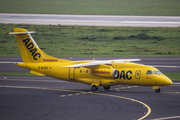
xmin=7 ymin=28 xmax=71 ymax=63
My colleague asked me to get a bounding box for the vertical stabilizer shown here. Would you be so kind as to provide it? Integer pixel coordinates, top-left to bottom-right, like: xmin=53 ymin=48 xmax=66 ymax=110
xmin=7 ymin=28 xmax=71 ymax=63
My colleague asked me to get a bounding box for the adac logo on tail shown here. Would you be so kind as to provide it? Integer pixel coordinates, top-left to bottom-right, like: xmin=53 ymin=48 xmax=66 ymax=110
xmin=23 ymin=38 xmax=41 ymax=60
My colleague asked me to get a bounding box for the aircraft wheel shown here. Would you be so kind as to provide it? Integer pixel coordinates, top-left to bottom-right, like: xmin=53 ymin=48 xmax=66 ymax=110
xmin=92 ymin=85 xmax=98 ymax=91
xmin=155 ymin=88 xmax=161 ymax=93
xmin=104 ymin=86 xmax=111 ymax=90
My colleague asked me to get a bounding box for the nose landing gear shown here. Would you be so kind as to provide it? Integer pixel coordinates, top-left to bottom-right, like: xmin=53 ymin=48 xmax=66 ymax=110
xmin=153 ymin=86 xmax=161 ymax=93
xmin=155 ymin=88 xmax=161 ymax=93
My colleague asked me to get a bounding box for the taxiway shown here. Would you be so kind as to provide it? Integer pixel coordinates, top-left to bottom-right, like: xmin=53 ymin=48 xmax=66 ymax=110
xmin=0 ymin=57 xmax=180 ymax=73
xmin=1 ymin=13 xmax=180 ymax=27
xmin=0 ymin=76 xmax=180 ymax=120
xmin=0 ymin=57 xmax=180 ymax=120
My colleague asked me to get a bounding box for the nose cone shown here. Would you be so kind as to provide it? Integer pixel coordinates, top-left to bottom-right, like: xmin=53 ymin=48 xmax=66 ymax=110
xmin=158 ymin=75 xmax=173 ymax=86
xmin=164 ymin=76 xmax=173 ymax=85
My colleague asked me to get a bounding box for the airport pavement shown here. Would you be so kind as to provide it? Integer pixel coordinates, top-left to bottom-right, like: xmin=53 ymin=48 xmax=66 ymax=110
xmin=0 ymin=13 xmax=180 ymax=27
xmin=0 ymin=57 xmax=180 ymax=119
xmin=0 ymin=76 xmax=180 ymax=120
xmin=0 ymin=57 xmax=180 ymax=73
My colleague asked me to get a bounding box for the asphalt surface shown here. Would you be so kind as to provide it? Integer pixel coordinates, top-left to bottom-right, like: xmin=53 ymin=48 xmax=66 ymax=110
xmin=0 ymin=57 xmax=180 ymax=120
xmin=0 ymin=57 xmax=180 ymax=73
xmin=1 ymin=13 xmax=180 ymax=120
xmin=1 ymin=13 xmax=180 ymax=27
xmin=0 ymin=76 xmax=180 ymax=120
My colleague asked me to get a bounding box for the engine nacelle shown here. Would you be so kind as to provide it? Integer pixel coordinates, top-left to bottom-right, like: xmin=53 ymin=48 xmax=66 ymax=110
xmin=91 ymin=68 xmax=119 ymax=79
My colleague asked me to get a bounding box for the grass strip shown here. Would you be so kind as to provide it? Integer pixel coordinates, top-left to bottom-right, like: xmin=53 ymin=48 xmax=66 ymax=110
xmin=164 ymin=73 xmax=180 ymax=81
xmin=0 ymin=72 xmax=179 ymax=81
xmin=0 ymin=0 xmax=180 ymax=16
xmin=0 ymin=72 xmax=40 ymax=77
xmin=1 ymin=24 xmax=180 ymax=57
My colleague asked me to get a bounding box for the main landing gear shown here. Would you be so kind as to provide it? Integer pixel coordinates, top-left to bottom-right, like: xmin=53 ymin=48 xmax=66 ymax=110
xmin=104 ymin=86 xmax=111 ymax=90
xmin=91 ymin=85 xmax=99 ymax=91
xmin=91 ymin=85 xmax=111 ymax=91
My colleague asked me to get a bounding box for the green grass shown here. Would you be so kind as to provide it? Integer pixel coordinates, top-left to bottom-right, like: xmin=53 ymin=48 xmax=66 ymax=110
xmin=164 ymin=73 xmax=180 ymax=81
xmin=0 ymin=0 xmax=180 ymax=16
xmin=0 ymin=72 xmax=39 ymax=76
xmin=0 ymin=72 xmax=179 ymax=81
xmin=1 ymin=24 xmax=180 ymax=57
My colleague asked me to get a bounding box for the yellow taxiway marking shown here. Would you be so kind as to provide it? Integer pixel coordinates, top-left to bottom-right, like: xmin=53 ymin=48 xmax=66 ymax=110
xmin=114 ymin=89 xmax=180 ymax=94
xmin=60 ymin=92 xmax=88 ymax=97
xmin=114 ymin=88 xmax=119 ymax=90
xmin=94 ymin=91 xmax=100 ymax=92
xmin=120 ymin=87 xmax=126 ymax=89
xmin=152 ymin=115 xmax=180 ymax=120
xmin=0 ymin=78 xmax=67 ymax=83
xmin=60 ymin=95 xmax=66 ymax=97
xmin=91 ymin=92 xmax=151 ymax=120
xmin=114 ymin=86 xmax=138 ymax=91
xmin=2 ymin=85 xmax=151 ymax=120
xmin=127 ymin=86 xmax=132 ymax=88
xmin=67 ymin=94 xmax=73 ymax=96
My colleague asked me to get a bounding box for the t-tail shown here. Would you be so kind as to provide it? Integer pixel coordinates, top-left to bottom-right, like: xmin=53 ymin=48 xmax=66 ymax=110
xmin=6 ymin=28 xmax=71 ymax=63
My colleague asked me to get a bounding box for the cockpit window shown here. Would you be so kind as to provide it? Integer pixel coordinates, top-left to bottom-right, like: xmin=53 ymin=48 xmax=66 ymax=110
xmin=153 ymin=71 xmax=162 ymax=75
xmin=146 ymin=70 xmax=153 ymax=75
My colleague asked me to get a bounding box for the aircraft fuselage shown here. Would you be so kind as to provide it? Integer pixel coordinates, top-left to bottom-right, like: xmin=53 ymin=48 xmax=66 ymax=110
xmin=16 ymin=61 xmax=172 ymax=88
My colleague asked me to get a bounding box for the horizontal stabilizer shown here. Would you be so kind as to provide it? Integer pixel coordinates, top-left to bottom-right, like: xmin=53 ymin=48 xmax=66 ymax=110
xmin=6 ymin=31 xmax=36 ymax=34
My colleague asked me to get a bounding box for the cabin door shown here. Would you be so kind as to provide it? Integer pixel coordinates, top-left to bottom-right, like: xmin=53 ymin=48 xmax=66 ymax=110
xmin=69 ymin=68 xmax=75 ymax=80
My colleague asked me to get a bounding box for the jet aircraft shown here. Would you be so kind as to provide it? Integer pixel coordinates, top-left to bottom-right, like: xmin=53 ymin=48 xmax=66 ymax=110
xmin=6 ymin=28 xmax=173 ymax=93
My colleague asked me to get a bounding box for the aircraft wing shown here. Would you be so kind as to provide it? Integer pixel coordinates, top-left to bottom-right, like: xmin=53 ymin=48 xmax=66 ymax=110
xmin=63 ymin=59 xmax=141 ymax=68
xmin=106 ymin=59 xmax=141 ymax=62
xmin=67 ymin=61 xmax=111 ymax=68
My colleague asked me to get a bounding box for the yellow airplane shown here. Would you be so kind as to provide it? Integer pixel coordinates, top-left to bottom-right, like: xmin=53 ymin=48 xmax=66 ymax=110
xmin=6 ymin=28 xmax=173 ymax=93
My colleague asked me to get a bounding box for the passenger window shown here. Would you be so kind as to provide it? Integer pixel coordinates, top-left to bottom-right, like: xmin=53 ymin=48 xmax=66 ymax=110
xmin=80 ymin=70 xmax=82 ymax=73
xmin=86 ymin=70 xmax=88 ymax=73
xmin=146 ymin=70 xmax=153 ymax=75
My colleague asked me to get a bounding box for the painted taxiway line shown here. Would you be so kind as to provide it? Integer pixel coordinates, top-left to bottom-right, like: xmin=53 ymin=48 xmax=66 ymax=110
xmin=0 ymin=78 xmax=67 ymax=82
xmin=0 ymin=61 xmax=179 ymax=68
xmin=91 ymin=92 xmax=151 ymax=120
xmin=1 ymin=77 xmax=179 ymax=85
xmin=0 ymin=85 xmax=151 ymax=120
xmin=152 ymin=115 xmax=180 ymax=120
xmin=152 ymin=65 xmax=180 ymax=68
xmin=0 ymin=61 xmax=22 ymax=63
xmin=113 ymin=86 xmax=139 ymax=91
